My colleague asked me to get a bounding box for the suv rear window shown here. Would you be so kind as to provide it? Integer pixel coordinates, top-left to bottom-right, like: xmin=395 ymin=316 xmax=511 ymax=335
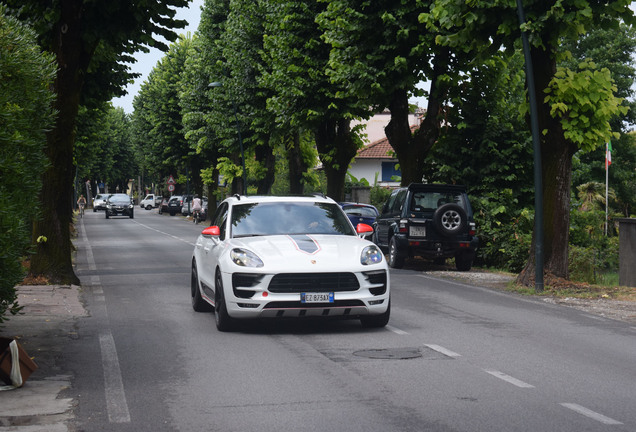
xmin=410 ymin=191 xmax=465 ymax=213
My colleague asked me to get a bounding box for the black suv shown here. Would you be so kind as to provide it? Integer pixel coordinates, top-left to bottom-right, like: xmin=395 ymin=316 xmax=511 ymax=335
xmin=167 ymin=195 xmax=184 ymax=216
xmin=373 ymin=184 xmax=478 ymax=271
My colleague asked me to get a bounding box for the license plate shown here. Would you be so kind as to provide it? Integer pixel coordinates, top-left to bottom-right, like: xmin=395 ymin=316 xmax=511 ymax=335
xmin=409 ymin=225 xmax=426 ymax=237
xmin=301 ymin=292 xmax=334 ymax=303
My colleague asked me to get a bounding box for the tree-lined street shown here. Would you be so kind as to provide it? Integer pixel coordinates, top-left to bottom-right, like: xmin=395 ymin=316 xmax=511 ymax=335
xmin=44 ymin=209 xmax=636 ymax=431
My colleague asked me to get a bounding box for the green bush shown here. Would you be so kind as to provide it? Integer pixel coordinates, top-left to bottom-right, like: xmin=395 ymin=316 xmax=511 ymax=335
xmin=471 ymin=191 xmax=534 ymax=272
xmin=369 ymin=185 xmax=392 ymax=210
xmin=568 ymin=236 xmax=619 ymax=284
xmin=0 ymin=6 xmax=57 ymax=322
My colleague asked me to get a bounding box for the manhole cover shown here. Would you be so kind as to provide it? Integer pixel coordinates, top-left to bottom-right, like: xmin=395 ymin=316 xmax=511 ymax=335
xmin=353 ymin=348 xmax=422 ymax=360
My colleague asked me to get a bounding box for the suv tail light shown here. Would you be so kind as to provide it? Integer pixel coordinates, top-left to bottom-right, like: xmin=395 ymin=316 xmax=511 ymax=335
xmin=469 ymin=222 xmax=476 ymax=236
xmin=399 ymin=219 xmax=408 ymax=234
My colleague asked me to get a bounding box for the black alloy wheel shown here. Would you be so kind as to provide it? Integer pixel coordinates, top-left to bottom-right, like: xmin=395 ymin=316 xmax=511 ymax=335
xmin=214 ymin=269 xmax=235 ymax=332
xmin=191 ymin=261 xmax=213 ymax=312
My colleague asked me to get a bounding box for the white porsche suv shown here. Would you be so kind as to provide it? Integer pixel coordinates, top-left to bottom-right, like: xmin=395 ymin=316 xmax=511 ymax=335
xmin=191 ymin=195 xmax=390 ymax=331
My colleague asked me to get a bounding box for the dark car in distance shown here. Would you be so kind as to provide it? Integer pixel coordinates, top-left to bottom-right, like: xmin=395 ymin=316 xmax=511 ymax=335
xmin=373 ymin=184 xmax=478 ymax=271
xmin=340 ymin=203 xmax=379 ymax=228
xmin=167 ymin=195 xmax=184 ymax=216
xmin=105 ymin=193 xmax=134 ymax=219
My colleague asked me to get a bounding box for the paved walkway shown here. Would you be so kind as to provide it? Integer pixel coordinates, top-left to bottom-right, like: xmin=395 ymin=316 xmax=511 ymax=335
xmin=0 ymin=284 xmax=86 ymax=432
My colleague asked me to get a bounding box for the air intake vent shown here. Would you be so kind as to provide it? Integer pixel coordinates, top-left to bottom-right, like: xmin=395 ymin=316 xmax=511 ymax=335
xmin=269 ymin=273 xmax=359 ymax=293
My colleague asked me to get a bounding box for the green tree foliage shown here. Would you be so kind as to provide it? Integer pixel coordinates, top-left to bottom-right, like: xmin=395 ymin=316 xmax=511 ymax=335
xmin=260 ymin=0 xmax=366 ymax=200
xmin=319 ymin=0 xmax=456 ymax=185
xmin=75 ymin=104 xmax=135 ymax=194
xmin=566 ymin=24 xmax=636 ymax=218
xmin=133 ymin=35 xmax=194 ymax=195
xmin=0 ymin=6 xmax=56 ymax=321
xmin=425 ymin=51 xmax=534 ymax=271
xmin=4 ymin=0 xmax=189 ymax=284
xmin=423 ymin=0 xmax=634 ymax=284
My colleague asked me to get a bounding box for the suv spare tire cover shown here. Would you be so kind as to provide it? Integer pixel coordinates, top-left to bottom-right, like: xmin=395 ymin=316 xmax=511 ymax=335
xmin=433 ymin=203 xmax=467 ymax=237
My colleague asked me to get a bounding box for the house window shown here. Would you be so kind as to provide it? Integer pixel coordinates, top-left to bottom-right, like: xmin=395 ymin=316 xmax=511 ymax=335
xmin=381 ymin=162 xmax=401 ymax=181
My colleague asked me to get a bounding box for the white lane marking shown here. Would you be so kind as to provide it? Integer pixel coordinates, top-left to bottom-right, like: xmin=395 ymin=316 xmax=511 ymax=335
xmin=425 ymin=344 xmax=461 ymax=358
xmin=560 ymin=403 xmax=623 ymax=425
xmin=80 ymin=217 xmax=97 ymax=271
xmin=484 ymin=370 xmax=535 ymax=388
xmin=99 ymin=332 xmax=131 ymax=423
xmin=386 ymin=325 xmax=409 ymax=335
xmin=131 ymin=219 xmax=196 ymax=246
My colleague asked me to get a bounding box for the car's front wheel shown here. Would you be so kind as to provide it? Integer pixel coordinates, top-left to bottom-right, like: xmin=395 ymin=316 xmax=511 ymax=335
xmin=388 ymin=237 xmax=404 ymax=269
xmin=214 ymin=270 xmax=235 ymax=332
xmin=146 ymin=205 xmax=152 ymax=210
xmin=361 ymin=300 xmax=390 ymax=328
xmin=191 ymin=261 xmax=213 ymax=312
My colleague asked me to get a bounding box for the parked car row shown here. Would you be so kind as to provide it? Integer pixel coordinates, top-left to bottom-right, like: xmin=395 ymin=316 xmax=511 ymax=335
xmin=92 ymin=184 xmax=477 ymax=271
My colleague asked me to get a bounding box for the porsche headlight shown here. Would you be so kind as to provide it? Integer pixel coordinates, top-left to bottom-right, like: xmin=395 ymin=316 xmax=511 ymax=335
xmin=230 ymin=248 xmax=264 ymax=267
xmin=361 ymin=245 xmax=383 ymax=265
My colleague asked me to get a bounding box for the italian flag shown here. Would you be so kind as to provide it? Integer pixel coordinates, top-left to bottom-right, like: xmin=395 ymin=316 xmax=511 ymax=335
xmin=605 ymin=141 xmax=612 ymax=169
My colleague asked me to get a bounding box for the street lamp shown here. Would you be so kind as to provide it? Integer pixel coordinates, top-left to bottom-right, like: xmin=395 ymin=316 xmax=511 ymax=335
xmin=516 ymin=0 xmax=544 ymax=292
xmin=209 ymin=81 xmax=247 ymax=195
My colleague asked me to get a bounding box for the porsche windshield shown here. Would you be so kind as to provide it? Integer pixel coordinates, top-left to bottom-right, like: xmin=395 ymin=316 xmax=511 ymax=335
xmin=230 ymin=202 xmax=355 ymax=237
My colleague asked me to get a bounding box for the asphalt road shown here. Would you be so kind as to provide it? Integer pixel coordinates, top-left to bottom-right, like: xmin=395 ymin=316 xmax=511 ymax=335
xmin=68 ymin=208 xmax=636 ymax=432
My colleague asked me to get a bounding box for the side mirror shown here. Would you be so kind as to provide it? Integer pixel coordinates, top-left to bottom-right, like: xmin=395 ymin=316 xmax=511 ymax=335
xmin=202 ymin=226 xmax=220 ymax=237
xmin=356 ymin=223 xmax=373 ymax=237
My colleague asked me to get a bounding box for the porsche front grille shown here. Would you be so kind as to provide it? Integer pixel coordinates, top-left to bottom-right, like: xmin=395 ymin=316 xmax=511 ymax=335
xmin=268 ymin=272 xmax=359 ymax=293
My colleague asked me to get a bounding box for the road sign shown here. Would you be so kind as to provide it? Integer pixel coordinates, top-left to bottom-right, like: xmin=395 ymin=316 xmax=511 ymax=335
xmin=167 ymin=175 xmax=175 ymax=185
xmin=168 ymin=184 xmax=175 ymax=192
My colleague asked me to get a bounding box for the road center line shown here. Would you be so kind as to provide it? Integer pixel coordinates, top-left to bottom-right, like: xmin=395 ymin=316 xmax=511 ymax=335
xmin=425 ymin=344 xmax=461 ymax=358
xmin=560 ymin=403 xmax=623 ymax=425
xmin=484 ymin=370 xmax=534 ymax=388
xmin=99 ymin=332 xmax=131 ymax=423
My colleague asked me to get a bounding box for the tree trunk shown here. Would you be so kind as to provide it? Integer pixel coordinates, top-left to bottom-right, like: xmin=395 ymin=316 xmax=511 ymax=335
xmin=385 ymin=48 xmax=450 ymax=186
xmin=315 ymin=118 xmax=359 ymax=201
xmin=254 ymin=139 xmax=275 ymax=195
xmin=29 ymin=1 xmax=90 ymax=285
xmin=288 ymin=132 xmax=305 ymax=195
xmin=517 ymin=45 xmax=577 ymax=286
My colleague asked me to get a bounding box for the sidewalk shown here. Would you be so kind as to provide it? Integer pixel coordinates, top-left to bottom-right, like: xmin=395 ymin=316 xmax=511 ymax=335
xmin=0 ymin=284 xmax=87 ymax=432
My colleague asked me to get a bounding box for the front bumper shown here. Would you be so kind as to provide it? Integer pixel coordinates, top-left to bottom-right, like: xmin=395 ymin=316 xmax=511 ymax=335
xmin=106 ymin=206 xmax=133 ymax=216
xmin=204 ymin=269 xmax=390 ymax=320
